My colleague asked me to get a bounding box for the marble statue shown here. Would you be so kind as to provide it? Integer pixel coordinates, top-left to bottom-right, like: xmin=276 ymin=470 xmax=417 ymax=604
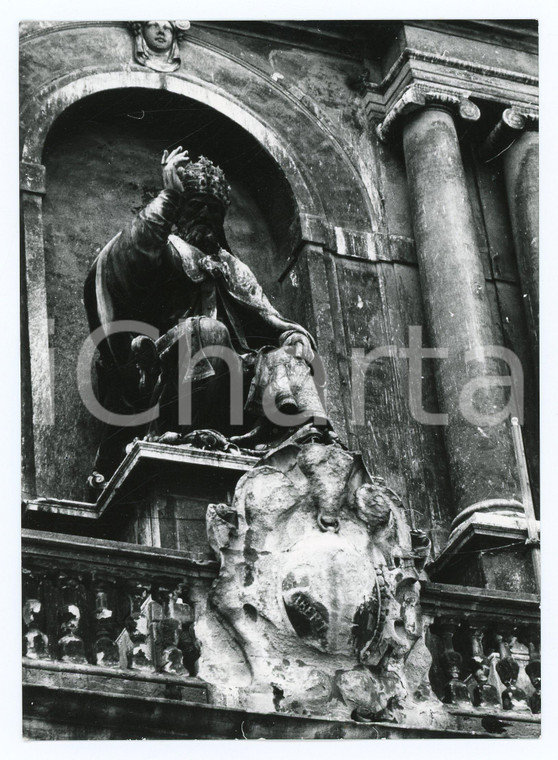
xmin=84 ymin=148 xmax=329 ymax=488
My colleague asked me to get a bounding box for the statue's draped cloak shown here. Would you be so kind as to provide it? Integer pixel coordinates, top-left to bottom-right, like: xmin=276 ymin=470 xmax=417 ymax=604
xmin=84 ymin=189 xmax=315 ymax=368
xmin=83 ymin=189 xmax=325 ymax=445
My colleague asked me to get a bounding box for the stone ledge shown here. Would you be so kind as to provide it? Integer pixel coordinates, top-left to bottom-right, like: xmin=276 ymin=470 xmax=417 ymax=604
xmin=448 ymin=706 xmax=540 ymax=738
xmin=22 ymin=528 xmax=219 ymax=578
xmin=25 ymin=497 xmax=98 ymax=520
xmin=24 ymin=441 xmax=258 ymax=525
xmin=23 ymin=658 xmax=209 ymax=704
xmin=427 ymin=511 xmax=539 ymax=582
xmin=420 ymin=581 xmax=540 ymax=625
xmin=23 ymin=682 xmax=484 ymax=740
xmin=96 ymin=440 xmax=259 ymax=518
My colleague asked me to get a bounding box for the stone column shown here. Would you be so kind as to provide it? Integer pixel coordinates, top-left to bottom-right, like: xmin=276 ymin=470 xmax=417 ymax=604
xmin=399 ymin=105 xmax=521 ymax=527
xmin=503 ymin=127 xmax=539 ymax=365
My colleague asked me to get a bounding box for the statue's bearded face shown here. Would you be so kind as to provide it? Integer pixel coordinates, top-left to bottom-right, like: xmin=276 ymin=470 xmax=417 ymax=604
xmin=178 ymin=195 xmax=225 ymax=256
xmin=143 ymin=21 xmax=174 ymax=52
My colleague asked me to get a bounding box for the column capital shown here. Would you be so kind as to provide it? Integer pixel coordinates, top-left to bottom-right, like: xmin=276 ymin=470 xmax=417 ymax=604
xmin=478 ymin=105 xmax=539 ymax=161
xmin=376 ymin=83 xmax=481 ymax=143
xmin=501 ymin=105 xmax=539 ymax=130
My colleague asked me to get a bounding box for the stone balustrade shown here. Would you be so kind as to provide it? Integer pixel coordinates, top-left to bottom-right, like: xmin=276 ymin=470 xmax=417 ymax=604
xmin=421 ymin=582 xmax=540 ymax=720
xmin=22 ymin=529 xmax=218 ymax=680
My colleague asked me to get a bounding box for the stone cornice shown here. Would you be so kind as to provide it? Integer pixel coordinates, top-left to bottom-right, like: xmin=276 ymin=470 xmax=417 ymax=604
xmin=22 ymin=528 xmax=219 ymax=578
xmin=353 ymin=37 xmax=538 ymax=140
xmin=376 ymin=83 xmax=481 ymax=143
xmin=421 ymin=581 xmax=540 ymax=627
xmin=360 ymin=47 xmax=538 ymax=97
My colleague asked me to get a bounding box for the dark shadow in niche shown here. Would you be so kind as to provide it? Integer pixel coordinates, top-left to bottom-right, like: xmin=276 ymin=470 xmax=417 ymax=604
xmin=38 ymin=87 xmax=305 ymax=501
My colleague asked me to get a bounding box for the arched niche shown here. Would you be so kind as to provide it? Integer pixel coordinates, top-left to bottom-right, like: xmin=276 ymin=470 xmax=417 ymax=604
xmin=26 ymin=86 xmax=314 ymax=500
xmin=21 ymin=65 xmax=374 ymax=500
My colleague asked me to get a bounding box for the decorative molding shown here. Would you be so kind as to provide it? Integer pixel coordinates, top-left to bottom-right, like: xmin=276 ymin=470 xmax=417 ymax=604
xmin=354 ymin=47 xmax=538 ymax=97
xmin=450 ymin=499 xmax=525 ymax=531
xmin=376 ymin=83 xmax=481 ymax=142
xmin=23 ymin=658 xmax=209 ymax=697
xmin=351 ymin=44 xmax=538 ymax=138
xmin=22 ymin=528 xmax=219 ymax=577
xmin=421 ymin=581 xmax=540 ymax=625
xmin=19 ymin=21 xmax=129 ymax=42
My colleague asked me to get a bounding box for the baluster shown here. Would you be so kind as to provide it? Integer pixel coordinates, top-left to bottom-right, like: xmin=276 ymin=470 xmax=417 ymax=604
xmin=508 ymin=634 xmax=533 ymax=696
xmin=469 ymin=628 xmax=500 ymax=708
xmin=525 ymin=642 xmax=541 ymax=714
xmin=93 ymin=581 xmax=119 ymax=667
xmin=439 ymin=622 xmax=472 ymax=706
xmin=57 ymin=574 xmax=87 ymax=664
xmin=145 ymin=586 xmax=165 ymax=670
xmin=157 ymin=584 xmax=199 ymax=676
xmin=494 ymin=633 xmax=530 ymax=712
xmin=116 ymin=582 xmax=153 ymax=670
xmin=154 ymin=584 xmax=186 ymax=675
xmin=22 ymin=569 xmax=49 ymax=660
xmin=173 ymin=588 xmax=200 ymax=676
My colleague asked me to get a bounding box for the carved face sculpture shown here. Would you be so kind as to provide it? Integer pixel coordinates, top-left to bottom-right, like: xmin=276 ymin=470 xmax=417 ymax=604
xmin=143 ymin=21 xmax=174 ymax=52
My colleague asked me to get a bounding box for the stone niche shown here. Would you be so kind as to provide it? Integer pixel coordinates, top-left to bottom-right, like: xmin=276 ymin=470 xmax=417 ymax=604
xmin=39 ymin=87 xmax=302 ymax=501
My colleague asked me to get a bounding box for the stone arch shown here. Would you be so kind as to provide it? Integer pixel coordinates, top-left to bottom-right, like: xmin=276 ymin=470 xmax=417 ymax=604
xmin=21 ymin=63 xmax=374 ymax=239
xmin=21 ymin=67 xmax=372 ymax=243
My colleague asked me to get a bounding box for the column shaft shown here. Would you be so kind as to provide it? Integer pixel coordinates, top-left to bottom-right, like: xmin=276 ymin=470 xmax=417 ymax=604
xmin=503 ymin=130 xmax=539 ymax=364
xmin=402 ymin=107 xmax=520 ymax=522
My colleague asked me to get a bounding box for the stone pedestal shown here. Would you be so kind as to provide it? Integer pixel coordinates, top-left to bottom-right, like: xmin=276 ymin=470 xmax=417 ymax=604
xmin=427 ymin=511 xmax=539 ymax=593
xmin=95 ymin=441 xmax=259 ymax=559
xmin=24 ymin=441 xmax=258 ymax=558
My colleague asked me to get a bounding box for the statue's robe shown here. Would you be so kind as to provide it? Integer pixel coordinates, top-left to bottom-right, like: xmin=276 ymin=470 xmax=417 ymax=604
xmin=84 ymin=189 xmax=326 ymax=478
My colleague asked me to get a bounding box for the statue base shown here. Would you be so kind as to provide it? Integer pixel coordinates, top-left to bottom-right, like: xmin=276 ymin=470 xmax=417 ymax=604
xmin=95 ymin=440 xmax=259 ymax=559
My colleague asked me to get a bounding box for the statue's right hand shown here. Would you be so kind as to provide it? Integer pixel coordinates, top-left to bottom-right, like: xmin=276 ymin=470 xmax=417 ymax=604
xmin=162 ymin=146 xmax=190 ymax=192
